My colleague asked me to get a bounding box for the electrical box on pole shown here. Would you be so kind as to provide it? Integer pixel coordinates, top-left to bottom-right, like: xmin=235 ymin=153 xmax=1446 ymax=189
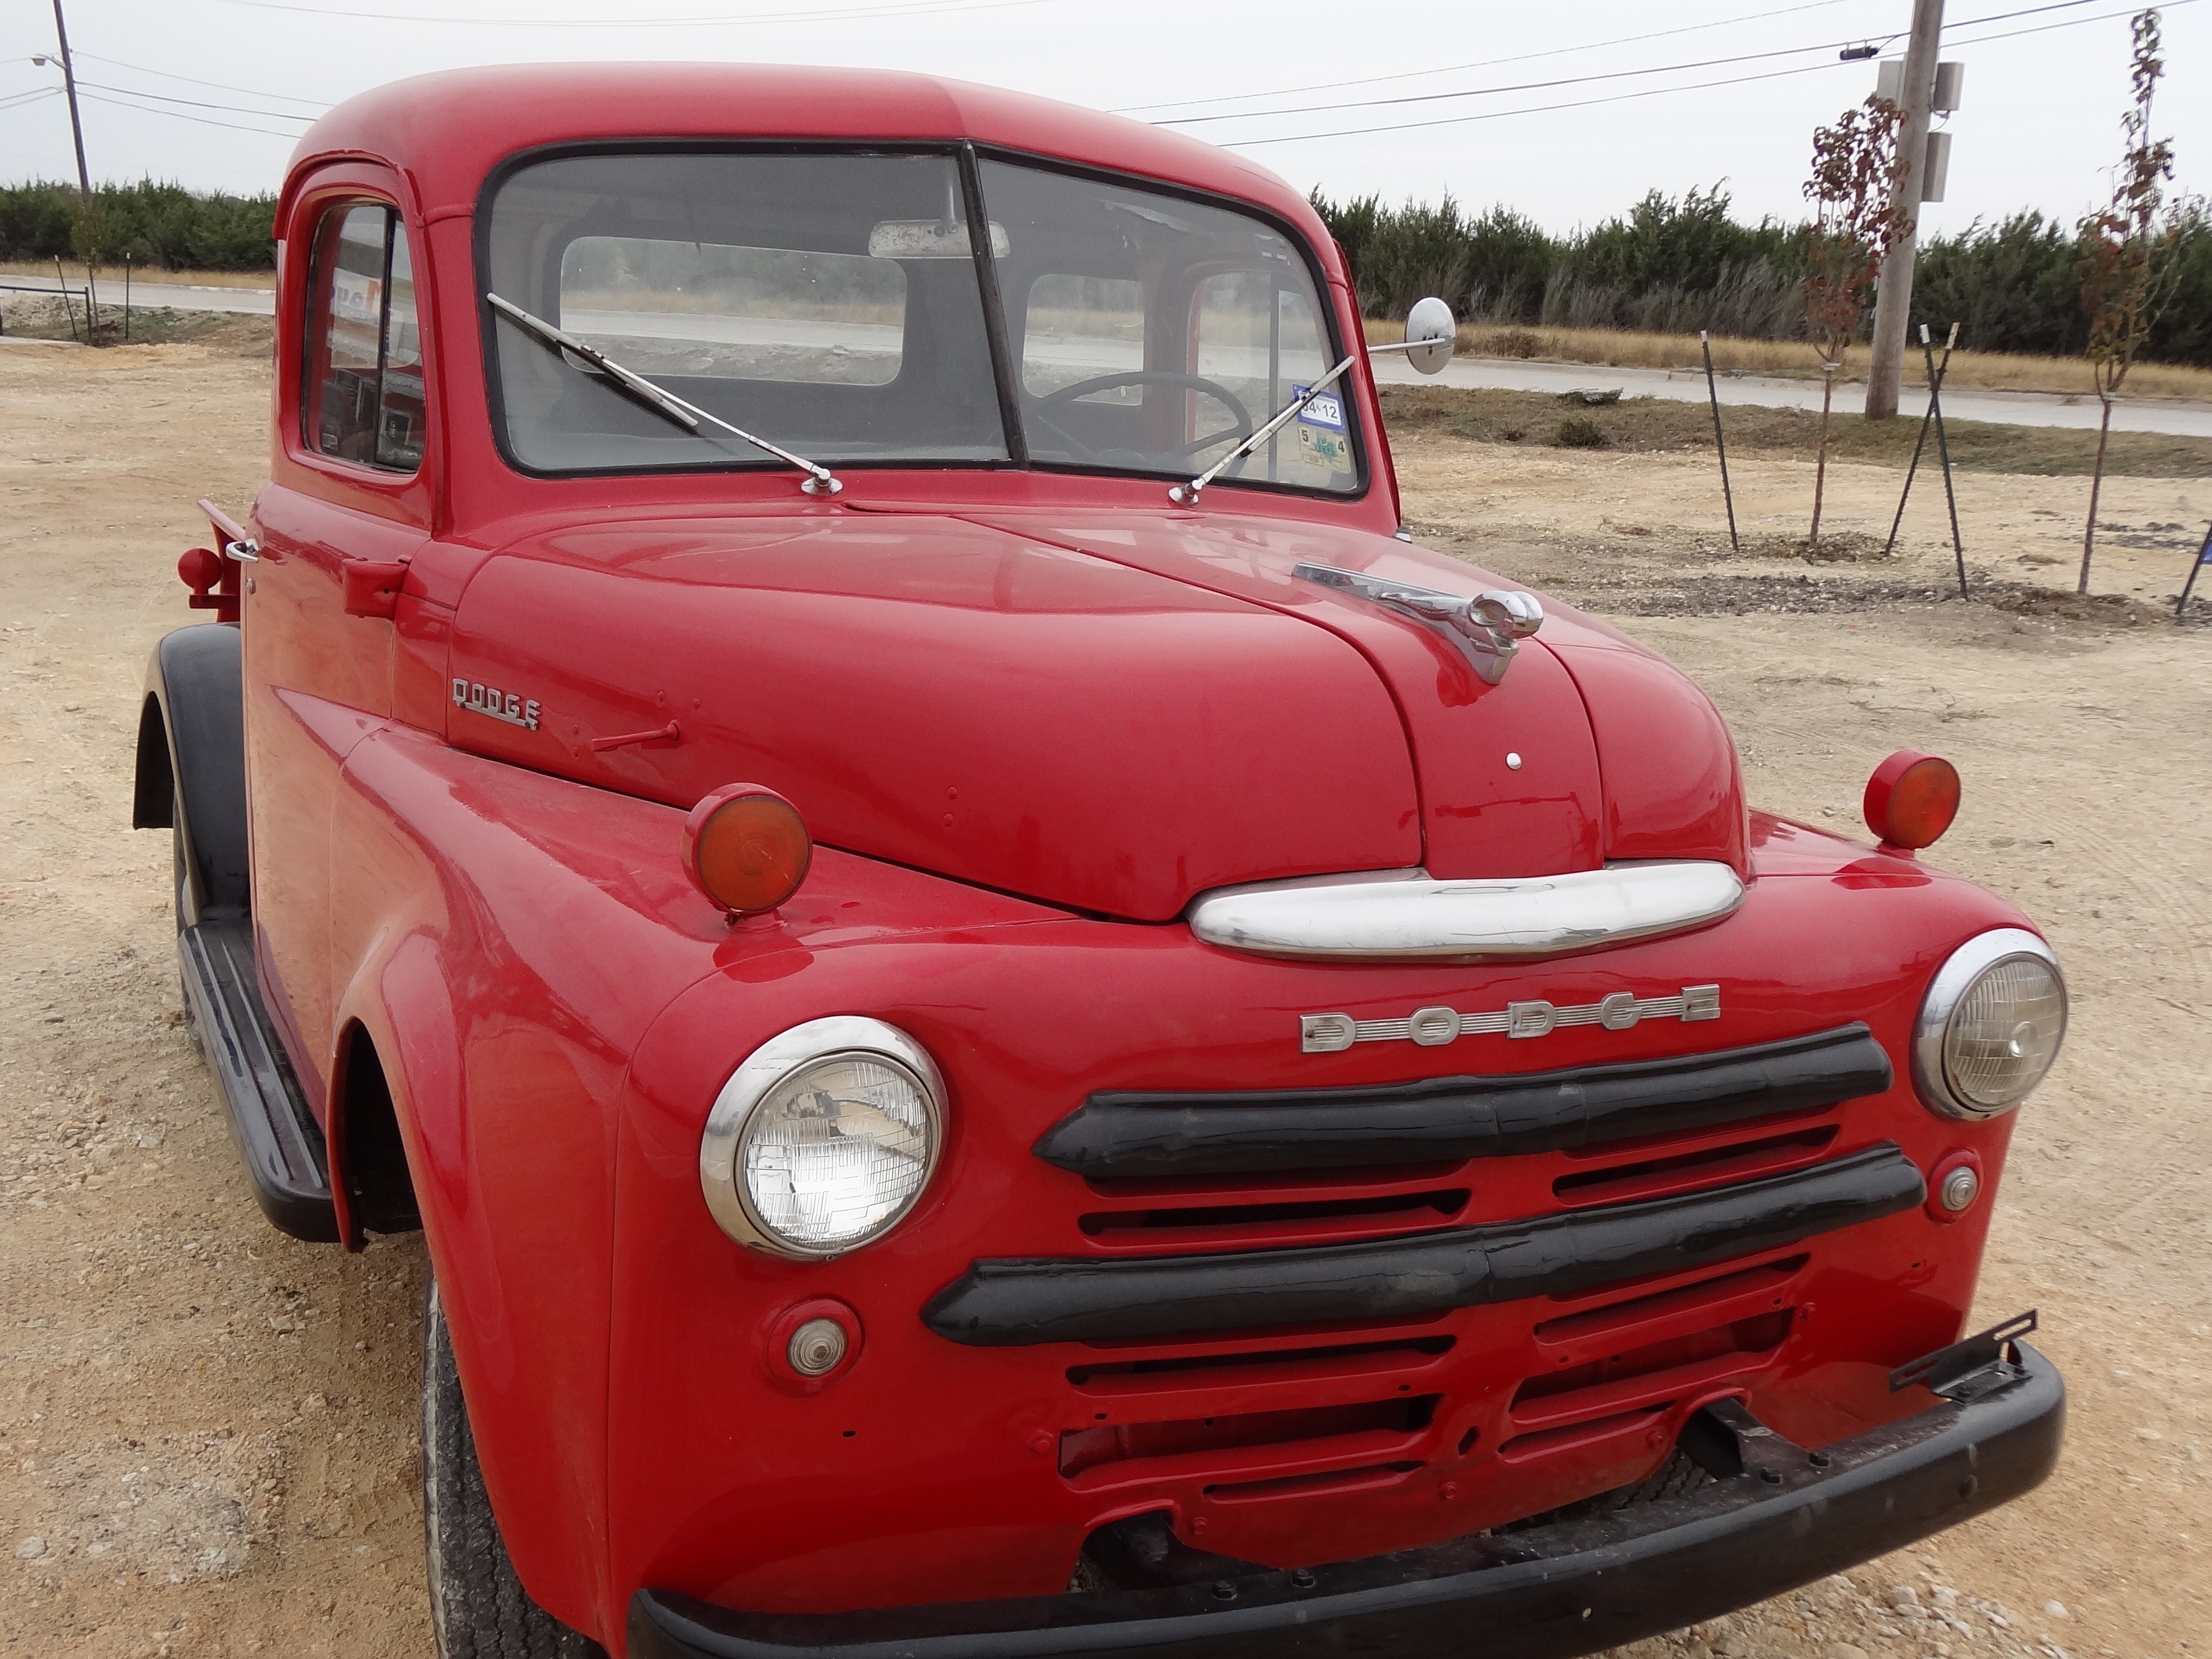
xmin=1922 ymin=131 xmax=1952 ymax=203
xmin=1877 ymin=59 xmax=1965 ymax=113
xmin=1875 ymin=63 xmax=1959 ymax=199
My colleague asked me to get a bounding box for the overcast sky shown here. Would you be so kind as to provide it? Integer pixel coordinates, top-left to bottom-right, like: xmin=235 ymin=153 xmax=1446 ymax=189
xmin=4 ymin=0 xmax=2207 ymax=236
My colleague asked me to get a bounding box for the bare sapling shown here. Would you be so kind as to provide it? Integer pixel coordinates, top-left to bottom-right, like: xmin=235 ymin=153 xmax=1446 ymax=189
xmin=1802 ymin=98 xmax=1910 ymax=553
xmin=2077 ymin=8 xmax=2183 ymax=595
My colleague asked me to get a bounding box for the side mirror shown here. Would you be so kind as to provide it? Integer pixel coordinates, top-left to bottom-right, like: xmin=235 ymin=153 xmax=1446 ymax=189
xmin=1404 ymin=296 xmax=1455 ymax=375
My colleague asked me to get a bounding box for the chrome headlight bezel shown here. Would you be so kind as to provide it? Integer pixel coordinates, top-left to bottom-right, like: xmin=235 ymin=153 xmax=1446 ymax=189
xmin=1912 ymin=928 xmax=2068 ymax=1120
xmin=698 ymin=1016 xmax=945 ymax=1260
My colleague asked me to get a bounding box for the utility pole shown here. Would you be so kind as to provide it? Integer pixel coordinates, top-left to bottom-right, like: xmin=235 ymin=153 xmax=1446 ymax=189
xmin=1864 ymin=0 xmax=1943 ymax=420
xmin=49 ymin=0 xmax=92 ymax=197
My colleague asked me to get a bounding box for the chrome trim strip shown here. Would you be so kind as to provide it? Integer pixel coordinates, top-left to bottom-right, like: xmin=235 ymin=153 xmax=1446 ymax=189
xmin=1188 ymin=861 xmax=1746 ymax=963
xmin=1911 ymin=928 xmax=2067 ymax=1121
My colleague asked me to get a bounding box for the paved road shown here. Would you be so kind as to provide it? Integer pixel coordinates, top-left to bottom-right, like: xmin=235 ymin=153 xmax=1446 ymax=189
xmin=14 ymin=275 xmax=2211 ymax=438
xmin=5 ymin=275 xmax=274 ymax=316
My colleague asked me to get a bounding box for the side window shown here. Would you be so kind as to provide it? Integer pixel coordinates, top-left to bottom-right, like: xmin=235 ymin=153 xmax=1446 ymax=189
xmin=306 ymin=204 xmax=425 ymax=473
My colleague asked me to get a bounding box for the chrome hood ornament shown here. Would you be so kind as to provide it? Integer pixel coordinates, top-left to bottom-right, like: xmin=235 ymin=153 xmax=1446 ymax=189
xmin=1293 ymin=563 xmax=1543 ymax=685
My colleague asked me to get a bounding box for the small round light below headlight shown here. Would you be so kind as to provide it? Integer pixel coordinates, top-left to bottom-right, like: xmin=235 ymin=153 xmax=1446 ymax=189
xmin=701 ymin=1017 xmax=944 ymax=1259
xmin=1914 ymin=929 xmax=2067 ymax=1119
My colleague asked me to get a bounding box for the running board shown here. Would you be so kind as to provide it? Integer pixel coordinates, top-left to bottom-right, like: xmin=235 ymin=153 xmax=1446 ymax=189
xmin=179 ymin=917 xmax=339 ymax=1242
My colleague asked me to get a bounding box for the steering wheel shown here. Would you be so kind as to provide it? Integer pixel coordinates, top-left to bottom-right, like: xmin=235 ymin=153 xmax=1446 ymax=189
xmin=1028 ymin=371 xmax=1253 ymax=467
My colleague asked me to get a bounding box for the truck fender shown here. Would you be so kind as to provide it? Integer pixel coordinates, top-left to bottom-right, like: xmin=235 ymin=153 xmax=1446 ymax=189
xmin=136 ymin=623 xmax=251 ymax=922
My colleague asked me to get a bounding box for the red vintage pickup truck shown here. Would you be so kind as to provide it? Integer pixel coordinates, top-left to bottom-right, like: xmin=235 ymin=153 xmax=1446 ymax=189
xmin=136 ymin=62 xmax=2067 ymax=1659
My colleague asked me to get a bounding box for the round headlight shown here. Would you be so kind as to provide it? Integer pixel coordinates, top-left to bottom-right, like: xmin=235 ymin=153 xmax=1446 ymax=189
xmin=1912 ymin=929 xmax=2067 ymax=1119
xmin=699 ymin=1017 xmax=944 ymax=1259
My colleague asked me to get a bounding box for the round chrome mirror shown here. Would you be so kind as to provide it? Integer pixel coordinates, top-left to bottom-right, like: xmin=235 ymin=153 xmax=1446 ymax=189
xmin=1405 ymin=296 xmax=1455 ymax=376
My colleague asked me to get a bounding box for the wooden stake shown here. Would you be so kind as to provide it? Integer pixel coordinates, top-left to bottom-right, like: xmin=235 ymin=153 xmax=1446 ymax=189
xmin=1700 ymin=331 xmax=1739 ymax=553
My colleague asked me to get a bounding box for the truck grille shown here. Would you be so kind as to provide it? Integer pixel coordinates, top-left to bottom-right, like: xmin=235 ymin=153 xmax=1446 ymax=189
xmin=924 ymin=1025 xmax=1910 ymax=1556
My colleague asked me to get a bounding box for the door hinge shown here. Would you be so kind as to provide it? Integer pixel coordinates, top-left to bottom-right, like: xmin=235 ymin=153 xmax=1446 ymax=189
xmin=342 ymin=560 xmax=408 ymax=620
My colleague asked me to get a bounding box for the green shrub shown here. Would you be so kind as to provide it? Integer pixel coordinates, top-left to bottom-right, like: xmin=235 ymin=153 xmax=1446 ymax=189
xmin=3 ymin=178 xmax=275 ymax=270
xmin=1554 ymin=416 xmax=1607 ymax=448
xmin=1310 ymin=185 xmax=2212 ymax=367
xmin=0 ymin=182 xmax=77 ymax=262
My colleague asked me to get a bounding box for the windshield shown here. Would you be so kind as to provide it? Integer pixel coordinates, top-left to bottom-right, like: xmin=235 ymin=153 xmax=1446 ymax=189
xmin=482 ymin=150 xmax=1358 ymax=494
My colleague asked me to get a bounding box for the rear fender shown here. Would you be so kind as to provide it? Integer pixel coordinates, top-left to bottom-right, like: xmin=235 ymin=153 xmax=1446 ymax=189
xmin=138 ymin=624 xmax=250 ymax=921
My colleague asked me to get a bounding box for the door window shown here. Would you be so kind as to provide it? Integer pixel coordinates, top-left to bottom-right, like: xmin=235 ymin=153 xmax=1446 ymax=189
xmin=306 ymin=204 xmax=425 ymax=473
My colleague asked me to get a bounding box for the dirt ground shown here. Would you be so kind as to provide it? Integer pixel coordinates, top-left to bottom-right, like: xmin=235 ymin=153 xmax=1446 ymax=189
xmin=2 ymin=338 xmax=2208 ymax=1659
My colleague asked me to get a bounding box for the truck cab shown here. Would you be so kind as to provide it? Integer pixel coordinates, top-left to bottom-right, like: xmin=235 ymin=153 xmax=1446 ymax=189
xmin=137 ymin=63 xmax=2066 ymax=1659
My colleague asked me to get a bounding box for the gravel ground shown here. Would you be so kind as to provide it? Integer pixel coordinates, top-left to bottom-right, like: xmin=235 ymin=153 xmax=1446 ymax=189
xmin=2 ymin=342 xmax=2207 ymax=1656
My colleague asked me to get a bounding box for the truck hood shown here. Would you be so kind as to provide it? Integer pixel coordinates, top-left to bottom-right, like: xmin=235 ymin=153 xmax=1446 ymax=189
xmin=962 ymin=511 xmax=1746 ymax=885
xmin=445 ymin=514 xmax=1420 ymax=921
xmin=443 ymin=511 xmax=1742 ymax=922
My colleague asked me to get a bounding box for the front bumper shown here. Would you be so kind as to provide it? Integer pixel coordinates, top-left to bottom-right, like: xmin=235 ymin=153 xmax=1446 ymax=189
xmin=628 ymin=1342 xmax=2063 ymax=1659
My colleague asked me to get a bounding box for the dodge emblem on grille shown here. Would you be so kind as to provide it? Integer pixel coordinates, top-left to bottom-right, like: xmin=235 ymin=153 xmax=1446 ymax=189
xmin=1300 ymin=985 xmax=1719 ymax=1053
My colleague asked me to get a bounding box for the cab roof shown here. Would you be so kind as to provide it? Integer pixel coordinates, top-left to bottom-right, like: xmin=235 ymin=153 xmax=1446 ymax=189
xmin=286 ymin=63 xmax=1321 ymax=234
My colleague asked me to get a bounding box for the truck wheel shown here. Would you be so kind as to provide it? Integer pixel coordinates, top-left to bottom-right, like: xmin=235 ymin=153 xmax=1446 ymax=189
xmin=422 ymin=1277 xmax=602 ymax=1659
xmin=172 ymin=785 xmax=206 ymax=1060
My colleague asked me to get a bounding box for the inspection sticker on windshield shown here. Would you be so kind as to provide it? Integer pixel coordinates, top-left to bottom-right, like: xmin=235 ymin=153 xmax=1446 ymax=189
xmin=1292 ymin=385 xmax=1347 ymax=430
xmin=1298 ymin=424 xmax=1351 ymax=469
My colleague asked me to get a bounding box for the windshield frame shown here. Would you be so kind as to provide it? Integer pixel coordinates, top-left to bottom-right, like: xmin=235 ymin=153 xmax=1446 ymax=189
xmin=471 ymin=137 xmax=1368 ymax=501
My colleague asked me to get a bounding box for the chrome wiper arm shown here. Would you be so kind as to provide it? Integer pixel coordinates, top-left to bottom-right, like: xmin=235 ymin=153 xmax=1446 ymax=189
xmin=1168 ymin=350 xmax=1357 ymax=508
xmin=486 ymin=293 xmax=842 ymax=496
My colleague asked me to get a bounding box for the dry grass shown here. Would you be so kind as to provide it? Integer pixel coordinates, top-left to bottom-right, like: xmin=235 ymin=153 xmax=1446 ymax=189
xmin=1378 ymin=384 xmax=2212 ymax=478
xmin=1362 ymin=317 xmax=2212 ymax=403
xmin=0 ymin=260 xmax=273 ymax=290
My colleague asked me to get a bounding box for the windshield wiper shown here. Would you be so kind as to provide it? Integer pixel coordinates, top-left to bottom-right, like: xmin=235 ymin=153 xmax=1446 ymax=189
xmin=1167 ymin=306 xmax=1458 ymax=506
xmin=1166 ymin=352 xmax=1357 ymax=507
xmin=486 ymin=293 xmax=841 ymax=496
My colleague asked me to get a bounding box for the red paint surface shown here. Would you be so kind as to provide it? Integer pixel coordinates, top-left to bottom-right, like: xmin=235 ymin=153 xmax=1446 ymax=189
xmin=199 ymin=65 xmax=2061 ymax=1654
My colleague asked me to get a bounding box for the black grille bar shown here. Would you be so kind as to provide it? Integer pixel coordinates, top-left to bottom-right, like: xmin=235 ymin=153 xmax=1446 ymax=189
xmin=923 ymin=1143 xmax=1924 ymax=1347
xmin=1032 ymin=1024 xmax=1891 ymax=1181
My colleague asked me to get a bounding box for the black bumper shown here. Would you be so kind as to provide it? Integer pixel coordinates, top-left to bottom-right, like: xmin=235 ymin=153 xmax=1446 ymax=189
xmin=628 ymin=1342 xmax=2063 ymax=1659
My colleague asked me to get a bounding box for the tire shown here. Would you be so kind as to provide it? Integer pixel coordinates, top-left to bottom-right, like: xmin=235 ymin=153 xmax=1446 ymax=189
xmin=422 ymin=1277 xmax=602 ymax=1659
xmin=173 ymin=796 xmax=191 ymax=932
xmin=172 ymin=784 xmax=206 ymax=1061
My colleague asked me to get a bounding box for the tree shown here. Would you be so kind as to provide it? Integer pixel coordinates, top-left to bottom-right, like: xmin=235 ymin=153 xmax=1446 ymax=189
xmin=1802 ymin=98 xmax=1911 ymax=551
xmin=2076 ymin=8 xmax=2183 ymax=595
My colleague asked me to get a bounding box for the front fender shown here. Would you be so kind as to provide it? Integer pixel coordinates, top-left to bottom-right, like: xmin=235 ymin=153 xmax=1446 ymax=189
xmin=324 ymin=724 xmax=743 ymax=1643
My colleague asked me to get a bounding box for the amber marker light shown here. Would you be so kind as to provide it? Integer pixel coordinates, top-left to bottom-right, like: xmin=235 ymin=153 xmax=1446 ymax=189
xmin=683 ymin=784 xmax=812 ymax=917
xmin=1863 ymin=749 xmax=1961 ymax=854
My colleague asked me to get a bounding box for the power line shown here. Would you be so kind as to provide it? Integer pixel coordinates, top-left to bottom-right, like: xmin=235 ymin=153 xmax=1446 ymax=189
xmin=1161 ymin=0 xmax=2113 ymax=129
xmin=75 ymin=88 xmax=306 ymax=138
xmin=201 ymin=0 xmax=1060 ymax=26
xmin=1118 ymin=0 xmax=1867 ymax=116
xmin=75 ymin=51 xmax=335 ymax=109
xmin=1216 ymin=0 xmax=2195 ymax=148
xmin=77 ymin=80 xmax=317 ymax=121
xmin=0 ymin=87 xmax=64 ymax=113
